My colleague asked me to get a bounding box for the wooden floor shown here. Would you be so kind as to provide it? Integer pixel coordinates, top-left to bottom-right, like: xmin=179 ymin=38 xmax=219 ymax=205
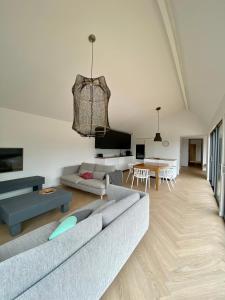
xmin=1 ymin=167 xmax=225 ymax=299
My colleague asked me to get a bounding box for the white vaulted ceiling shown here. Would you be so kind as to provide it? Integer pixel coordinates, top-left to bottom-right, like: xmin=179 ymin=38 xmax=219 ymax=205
xmin=0 ymin=0 xmax=184 ymax=133
xmin=0 ymin=0 xmax=224 ymax=132
xmin=170 ymin=0 xmax=225 ymax=125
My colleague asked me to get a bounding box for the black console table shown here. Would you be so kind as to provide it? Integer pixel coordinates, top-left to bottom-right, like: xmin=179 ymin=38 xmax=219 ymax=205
xmin=0 ymin=176 xmax=45 ymax=194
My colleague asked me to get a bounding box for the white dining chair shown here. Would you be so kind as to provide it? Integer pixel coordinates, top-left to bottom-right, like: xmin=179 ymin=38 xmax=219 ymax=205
xmin=126 ymin=163 xmax=135 ymax=183
xmin=162 ymin=166 xmax=176 ymax=191
xmin=131 ymin=168 xmax=150 ymax=192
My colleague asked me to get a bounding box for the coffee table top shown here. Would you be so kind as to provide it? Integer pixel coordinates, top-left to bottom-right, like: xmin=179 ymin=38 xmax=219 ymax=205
xmin=0 ymin=188 xmax=72 ymax=213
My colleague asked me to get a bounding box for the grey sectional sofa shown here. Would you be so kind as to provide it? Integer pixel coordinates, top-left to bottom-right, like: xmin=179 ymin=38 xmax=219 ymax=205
xmin=0 ymin=184 xmax=149 ymax=300
xmin=60 ymin=162 xmax=116 ymax=198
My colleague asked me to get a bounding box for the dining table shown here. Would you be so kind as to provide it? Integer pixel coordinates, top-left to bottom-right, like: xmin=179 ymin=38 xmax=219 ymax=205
xmin=135 ymin=162 xmax=169 ymax=191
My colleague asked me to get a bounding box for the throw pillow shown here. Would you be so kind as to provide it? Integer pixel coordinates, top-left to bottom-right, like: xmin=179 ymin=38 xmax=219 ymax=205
xmin=59 ymin=209 xmax=92 ymax=223
xmin=80 ymin=172 xmax=93 ymax=180
xmin=48 ymin=216 xmax=77 ymax=240
xmin=91 ymin=200 xmax=116 ymax=216
xmin=93 ymin=171 xmax=105 ymax=180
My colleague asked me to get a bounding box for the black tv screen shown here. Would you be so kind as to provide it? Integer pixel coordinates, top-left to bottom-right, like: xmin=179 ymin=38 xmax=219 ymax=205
xmin=0 ymin=148 xmax=23 ymax=173
xmin=95 ymin=129 xmax=131 ymax=149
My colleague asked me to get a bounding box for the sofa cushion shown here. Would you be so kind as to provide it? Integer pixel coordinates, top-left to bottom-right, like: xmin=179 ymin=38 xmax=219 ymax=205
xmin=99 ymin=192 xmax=140 ymax=227
xmin=61 ymin=174 xmax=83 ymax=184
xmin=49 ymin=216 xmax=77 ymax=240
xmin=79 ymin=163 xmax=95 ymax=175
xmin=0 ymin=215 xmax=103 ymax=300
xmin=95 ymin=164 xmax=116 ymax=173
xmin=80 ymin=172 xmax=93 ymax=180
xmin=93 ymin=171 xmax=105 ymax=180
xmin=60 ymin=209 xmax=92 ymax=223
xmin=91 ymin=200 xmax=116 ymax=215
xmin=79 ymin=179 xmax=105 ymax=190
xmin=0 ymin=222 xmax=57 ymax=262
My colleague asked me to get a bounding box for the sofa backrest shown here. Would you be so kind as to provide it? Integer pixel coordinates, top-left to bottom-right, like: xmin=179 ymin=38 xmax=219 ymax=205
xmin=79 ymin=162 xmax=116 ymax=175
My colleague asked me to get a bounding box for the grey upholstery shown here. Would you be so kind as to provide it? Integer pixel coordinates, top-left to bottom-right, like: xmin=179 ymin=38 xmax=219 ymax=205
xmin=0 ymin=215 xmax=102 ymax=300
xmin=0 ymin=222 xmax=57 ymax=262
xmin=60 ymin=162 xmax=116 ymax=196
xmin=91 ymin=200 xmax=116 ymax=216
xmin=100 ymin=192 xmax=140 ymax=227
xmin=0 ymin=185 xmax=150 ymax=300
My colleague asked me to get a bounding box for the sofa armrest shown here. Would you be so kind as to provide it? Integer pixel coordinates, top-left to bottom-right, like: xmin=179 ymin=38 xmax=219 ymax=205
xmin=61 ymin=165 xmax=80 ymax=176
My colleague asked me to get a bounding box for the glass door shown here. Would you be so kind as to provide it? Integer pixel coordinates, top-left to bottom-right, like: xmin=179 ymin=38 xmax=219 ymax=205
xmin=209 ymin=121 xmax=223 ymax=206
xmin=215 ymin=122 xmax=223 ymax=204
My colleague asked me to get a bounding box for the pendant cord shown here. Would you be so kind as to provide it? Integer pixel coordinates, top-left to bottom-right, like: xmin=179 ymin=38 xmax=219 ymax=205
xmin=91 ymin=42 xmax=94 ymax=79
xmin=157 ymin=111 xmax=159 ymax=132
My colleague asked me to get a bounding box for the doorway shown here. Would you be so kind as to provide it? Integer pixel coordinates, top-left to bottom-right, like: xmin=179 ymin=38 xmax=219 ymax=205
xmin=188 ymin=139 xmax=203 ymax=168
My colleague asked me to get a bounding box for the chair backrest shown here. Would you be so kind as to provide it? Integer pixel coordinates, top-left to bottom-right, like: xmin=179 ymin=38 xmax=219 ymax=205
xmin=128 ymin=163 xmax=135 ymax=169
xmin=133 ymin=168 xmax=149 ymax=178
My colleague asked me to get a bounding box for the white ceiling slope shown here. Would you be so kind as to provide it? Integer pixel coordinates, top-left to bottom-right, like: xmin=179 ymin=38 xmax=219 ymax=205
xmin=0 ymin=0 xmax=185 ymax=133
xmin=170 ymin=0 xmax=225 ymax=126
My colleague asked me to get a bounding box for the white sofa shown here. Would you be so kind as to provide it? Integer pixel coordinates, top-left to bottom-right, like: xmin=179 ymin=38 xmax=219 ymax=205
xmin=60 ymin=162 xmax=116 ymax=198
xmin=0 ymin=185 xmax=150 ymax=300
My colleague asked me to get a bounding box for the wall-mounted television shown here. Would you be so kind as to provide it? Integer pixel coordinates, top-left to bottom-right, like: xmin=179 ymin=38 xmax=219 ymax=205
xmin=0 ymin=148 xmax=23 ymax=173
xmin=95 ymin=128 xmax=131 ymax=149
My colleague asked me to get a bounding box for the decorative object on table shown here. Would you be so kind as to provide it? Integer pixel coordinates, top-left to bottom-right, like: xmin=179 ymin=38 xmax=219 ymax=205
xmin=162 ymin=140 xmax=169 ymax=147
xmin=154 ymin=107 xmax=162 ymax=142
xmin=39 ymin=187 xmax=56 ymax=195
xmin=72 ymin=34 xmax=111 ymax=137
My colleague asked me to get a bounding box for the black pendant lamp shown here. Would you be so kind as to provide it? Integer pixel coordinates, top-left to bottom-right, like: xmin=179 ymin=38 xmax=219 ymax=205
xmin=154 ymin=107 xmax=162 ymax=142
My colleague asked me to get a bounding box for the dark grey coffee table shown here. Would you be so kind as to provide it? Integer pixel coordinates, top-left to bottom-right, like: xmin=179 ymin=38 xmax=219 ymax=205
xmin=0 ymin=189 xmax=72 ymax=236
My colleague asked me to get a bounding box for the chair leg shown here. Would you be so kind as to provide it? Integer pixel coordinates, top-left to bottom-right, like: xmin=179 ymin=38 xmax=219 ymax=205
xmin=131 ymin=175 xmax=134 ymax=189
xmin=166 ymin=178 xmax=171 ymax=192
xmin=126 ymin=170 xmax=131 ymax=183
xmin=145 ymin=178 xmax=148 ymax=192
xmin=137 ymin=178 xmax=139 ymax=187
xmin=148 ymin=177 xmax=151 ymax=189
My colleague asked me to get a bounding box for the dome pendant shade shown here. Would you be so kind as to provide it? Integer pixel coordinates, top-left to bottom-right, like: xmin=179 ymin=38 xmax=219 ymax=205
xmin=154 ymin=132 xmax=162 ymax=142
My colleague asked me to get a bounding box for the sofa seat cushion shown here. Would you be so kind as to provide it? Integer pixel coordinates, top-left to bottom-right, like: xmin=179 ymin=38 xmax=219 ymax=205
xmin=79 ymin=179 xmax=105 ymax=190
xmin=61 ymin=174 xmax=83 ymax=184
xmin=0 ymin=222 xmax=57 ymax=262
xmin=99 ymin=192 xmax=140 ymax=227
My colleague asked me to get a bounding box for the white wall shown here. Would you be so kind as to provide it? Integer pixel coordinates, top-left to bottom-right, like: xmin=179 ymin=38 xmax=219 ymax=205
xmin=0 ymin=108 xmax=95 ymax=198
xmin=180 ymin=138 xmax=189 ymax=166
xmin=133 ymin=110 xmax=207 ymax=171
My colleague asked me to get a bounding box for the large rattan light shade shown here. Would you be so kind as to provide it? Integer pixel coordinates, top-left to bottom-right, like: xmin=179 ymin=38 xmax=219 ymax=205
xmin=72 ymin=74 xmax=110 ymax=137
xmin=72 ymin=34 xmax=111 ymax=137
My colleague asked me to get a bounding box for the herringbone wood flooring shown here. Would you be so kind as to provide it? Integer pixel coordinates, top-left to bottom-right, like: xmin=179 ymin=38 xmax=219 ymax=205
xmin=102 ymin=167 xmax=225 ymax=300
xmin=0 ymin=167 xmax=225 ymax=299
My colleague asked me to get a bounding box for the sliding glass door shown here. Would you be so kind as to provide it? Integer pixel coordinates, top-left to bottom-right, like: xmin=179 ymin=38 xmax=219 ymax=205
xmin=209 ymin=121 xmax=223 ymax=205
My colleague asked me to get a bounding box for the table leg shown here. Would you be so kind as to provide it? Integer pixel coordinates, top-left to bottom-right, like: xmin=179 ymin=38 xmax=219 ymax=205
xmin=61 ymin=203 xmax=69 ymax=213
xmin=155 ymin=170 xmax=159 ymax=191
xmin=33 ymin=184 xmax=42 ymax=191
xmin=10 ymin=223 xmax=22 ymax=236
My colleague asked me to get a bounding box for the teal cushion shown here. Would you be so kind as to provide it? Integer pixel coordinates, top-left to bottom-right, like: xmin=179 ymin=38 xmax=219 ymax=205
xmin=48 ymin=216 xmax=77 ymax=240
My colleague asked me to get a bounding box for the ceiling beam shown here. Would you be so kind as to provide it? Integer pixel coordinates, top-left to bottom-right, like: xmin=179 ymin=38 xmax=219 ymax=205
xmin=157 ymin=0 xmax=189 ymax=110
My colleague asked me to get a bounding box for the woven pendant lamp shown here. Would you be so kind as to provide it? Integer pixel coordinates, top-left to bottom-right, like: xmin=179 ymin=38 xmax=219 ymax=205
xmin=72 ymin=34 xmax=111 ymax=137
